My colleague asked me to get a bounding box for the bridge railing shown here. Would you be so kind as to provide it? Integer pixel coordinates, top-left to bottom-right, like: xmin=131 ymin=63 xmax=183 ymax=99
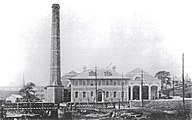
xmin=3 ymin=102 xmax=59 ymax=110
xmin=66 ymin=101 xmax=130 ymax=110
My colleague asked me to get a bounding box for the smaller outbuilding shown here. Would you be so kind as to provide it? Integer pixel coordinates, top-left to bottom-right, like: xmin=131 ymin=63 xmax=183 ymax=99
xmin=6 ymin=94 xmax=23 ymax=103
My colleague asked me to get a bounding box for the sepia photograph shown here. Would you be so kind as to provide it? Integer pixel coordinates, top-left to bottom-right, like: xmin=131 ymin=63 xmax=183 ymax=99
xmin=0 ymin=0 xmax=192 ymax=119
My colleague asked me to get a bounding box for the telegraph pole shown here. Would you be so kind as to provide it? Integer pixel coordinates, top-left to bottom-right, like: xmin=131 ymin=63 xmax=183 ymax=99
xmin=121 ymin=72 xmax=124 ymax=104
xmin=172 ymin=75 xmax=175 ymax=97
xmin=141 ymin=70 xmax=144 ymax=107
xmin=127 ymin=77 xmax=130 ymax=106
xmin=95 ymin=67 xmax=98 ymax=104
xmin=182 ymin=53 xmax=185 ymax=113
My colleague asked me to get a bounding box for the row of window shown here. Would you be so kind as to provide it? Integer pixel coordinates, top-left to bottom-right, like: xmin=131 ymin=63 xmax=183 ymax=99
xmin=72 ymin=80 xmax=128 ymax=86
xmin=89 ymin=71 xmax=112 ymax=76
xmin=74 ymin=91 xmax=125 ymax=98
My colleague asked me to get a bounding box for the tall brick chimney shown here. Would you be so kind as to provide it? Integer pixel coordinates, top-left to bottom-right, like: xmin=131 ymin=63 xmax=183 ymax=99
xmin=45 ymin=4 xmax=64 ymax=104
xmin=50 ymin=4 xmax=62 ymax=85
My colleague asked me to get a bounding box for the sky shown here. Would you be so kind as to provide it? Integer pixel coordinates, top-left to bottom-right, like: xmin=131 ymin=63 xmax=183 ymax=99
xmin=0 ymin=0 xmax=192 ymax=86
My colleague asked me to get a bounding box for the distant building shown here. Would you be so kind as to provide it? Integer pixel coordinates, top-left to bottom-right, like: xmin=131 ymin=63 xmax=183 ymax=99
xmin=6 ymin=94 xmax=23 ymax=103
xmin=69 ymin=68 xmax=161 ymax=103
xmin=61 ymin=71 xmax=79 ymax=88
xmin=0 ymin=86 xmax=20 ymax=100
xmin=172 ymin=74 xmax=192 ymax=86
xmin=0 ymin=86 xmax=45 ymax=101
xmin=185 ymin=74 xmax=191 ymax=82
xmin=61 ymin=71 xmax=79 ymax=102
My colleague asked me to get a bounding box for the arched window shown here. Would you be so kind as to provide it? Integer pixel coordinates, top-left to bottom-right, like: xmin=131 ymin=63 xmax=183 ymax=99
xmin=142 ymin=86 xmax=149 ymax=100
xmin=83 ymin=92 xmax=86 ymax=98
xmin=133 ymin=86 xmax=140 ymax=100
xmin=151 ymin=86 xmax=158 ymax=99
xmin=114 ymin=91 xmax=116 ymax=98
xmin=135 ymin=77 xmax=141 ymax=81
xmin=75 ymin=92 xmax=78 ymax=98
xmin=106 ymin=91 xmax=109 ymax=98
xmin=91 ymin=91 xmax=93 ymax=97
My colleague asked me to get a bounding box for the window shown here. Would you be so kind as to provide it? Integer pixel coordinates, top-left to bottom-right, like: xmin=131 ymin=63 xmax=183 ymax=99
xmin=89 ymin=71 xmax=96 ymax=76
xmin=122 ymin=81 xmax=125 ymax=86
xmin=87 ymin=80 xmax=90 ymax=86
xmin=114 ymin=80 xmax=116 ymax=86
xmin=91 ymin=91 xmax=93 ymax=97
xmin=102 ymin=80 xmax=105 ymax=85
xmin=135 ymin=77 xmax=141 ymax=81
xmin=83 ymin=80 xmax=86 ymax=85
xmin=75 ymin=92 xmax=78 ymax=98
xmin=98 ymin=80 xmax=101 ymax=86
xmin=106 ymin=80 xmax=109 ymax=85
xmin=79 ymin=80 xmax=82 ymax=85
xmin=83 ymin=92 xmax=86 ymax=98
xmin=114 ymin=91 xmax=116 ymax=98
xmin=117 ymin=80 xmax=120 ymax=85
xmin=75 ymin=80 xmax=78 ymax=86
xmin=71 ymin=80 xmax=74 ymax=85
xmin=110 ymin=80 xmax=113 ymax=85
xmin=106 ymin=91 xmax=109 ymax=98
xmin=104 ymin=71 xmax=112 ymax=76
xmin=90 ymin=80 xmax=94 ymax=86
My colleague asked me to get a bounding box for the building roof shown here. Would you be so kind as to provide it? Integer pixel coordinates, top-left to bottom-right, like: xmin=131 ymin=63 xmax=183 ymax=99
xmin=10 ymin=94 xmax=23 ymax=99
xmin=62 ymin=80 xmax=71 ymax=87
xmin=61 ymin=71 xmax=79 ymax=81
xmin=61 ymin=71 xmax=79 ymax=87
xmin=125 ymin=68 xmax=159 ymax=81
xmin=71 ymin=68 xmax=129 ymax=80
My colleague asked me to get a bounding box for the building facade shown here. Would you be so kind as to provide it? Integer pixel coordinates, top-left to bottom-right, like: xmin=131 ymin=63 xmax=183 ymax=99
xmin=6 ymin=94 xmax=23 ymax=103
xmin=70 ymin=68 xmax=129 ymax=103
xmin=126 ymin=68 xmax=161 ymax=101
xmin=70 ymin=68 xmax=161 ymax=103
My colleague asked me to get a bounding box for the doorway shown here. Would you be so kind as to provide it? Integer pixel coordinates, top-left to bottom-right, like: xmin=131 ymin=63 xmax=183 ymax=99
xmin=97 ymin=91 xmax=102 ymax=102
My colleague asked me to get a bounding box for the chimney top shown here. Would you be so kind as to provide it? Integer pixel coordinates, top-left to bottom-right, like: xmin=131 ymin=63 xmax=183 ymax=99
xmin=83 ymin=66 xmax=87 ymax=72
xmin=52 ymin=4 xmax=60 ymax=9
xmin=112 ymin=65 xmax=116 ymax=71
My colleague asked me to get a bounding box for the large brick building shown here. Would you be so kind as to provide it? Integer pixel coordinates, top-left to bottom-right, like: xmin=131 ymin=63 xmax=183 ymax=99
xmin=69 ymin=67 xmax=161 ymax=103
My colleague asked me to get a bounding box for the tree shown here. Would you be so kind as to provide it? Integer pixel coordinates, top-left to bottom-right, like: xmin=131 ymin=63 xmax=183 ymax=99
xmin=155 ymin=71 xmax=171 ymax=88
xmin=19 ymin=82 xmax=36 ymax=102
xmin=155 ymin=71 xmax=172 ymax=97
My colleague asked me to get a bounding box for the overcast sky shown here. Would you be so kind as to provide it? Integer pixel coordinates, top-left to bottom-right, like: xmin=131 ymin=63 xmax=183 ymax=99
xmin=0 ymin=0 xmax=192 ymax=86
